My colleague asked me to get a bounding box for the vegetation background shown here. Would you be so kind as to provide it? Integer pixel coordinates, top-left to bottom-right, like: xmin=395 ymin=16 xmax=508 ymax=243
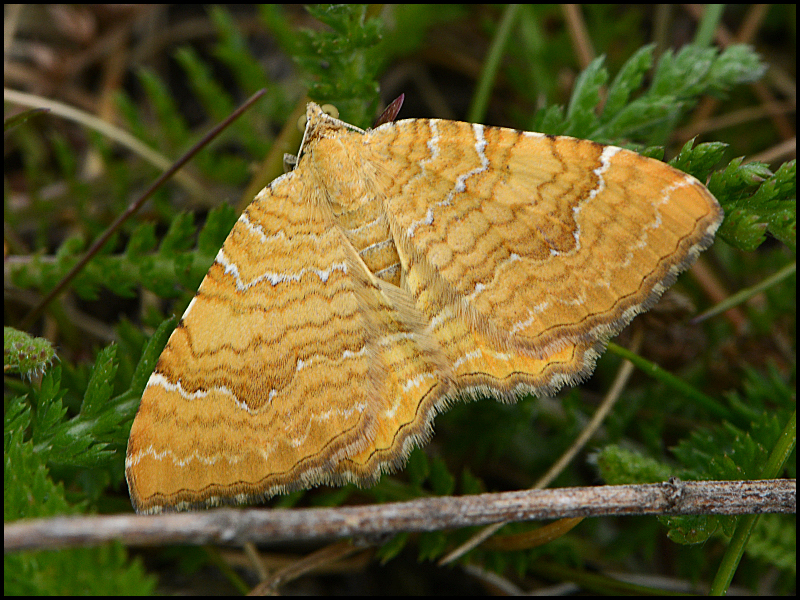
xmin=4 ymin=4 xmax=795 ymax=595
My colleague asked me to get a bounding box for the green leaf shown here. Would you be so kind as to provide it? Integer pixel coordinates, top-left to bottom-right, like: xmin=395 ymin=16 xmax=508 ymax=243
xmin=669 ymin=138 xmax=728 ymax=183
xmin=31 ymin=366 xmax=69 ymax=452
xmin=603 ymin=45 xmax=654 ymax=119
xmin=80 ymin=345 xmax=119 ymax=417
xmin=459 ymin=468 xmax=486 ymax=495
xmin=418 ymin=530 xmax=449 ymax=561
xmin=650 ymin=45 xmax=717 ymax=98
xmin=159 ymin=211 xmax=197 ymax=254
xmin=128 ymin=317 xmax=177 ymax=396
xmin=377 ymin=532 xmax=410 ymax=564
xmin=565 ymin=55 xmax=607 ymax=137
xmin=197 ymin=202 xmax=238 ymax=255
xmin=596 ymin=445 xmax=674 ymax=485
xmin=745 ymin=514 xmax=796 ymax=574
xmin=262 ymin=4 xmax=384 ymax=128
xmin=534 ymin=44 xmax=765 ymax=146
xmin=4 ymin=417 xmax=156 ymax=593
xmin=135 ymin=66 xmax=191 ymax=152
xmin=125 ymin=222 xmax=158 ymax=258
xmin=705 ymin=43 xmax=767 ymax=93
xmin=174 ymin=46 xmax=235 ymax=124
xmin=429 ymin=456 xmax=456 ymax=496
xmin=406 ymin=447 xmax=430 ymax=488
xmin=209 ymin=5 xmax=271 ymax=95
xmin=712 ymin=159 xmax=796 ymax=251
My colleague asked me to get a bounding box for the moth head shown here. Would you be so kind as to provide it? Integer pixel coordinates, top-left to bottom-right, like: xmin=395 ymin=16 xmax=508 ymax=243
xmin=295 ymin=102 xmax=364 ymax=165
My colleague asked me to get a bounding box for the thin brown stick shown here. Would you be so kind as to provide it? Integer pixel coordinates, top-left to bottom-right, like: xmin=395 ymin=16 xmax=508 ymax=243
xmin=4 ymin=479 xmax=794 ymax=553
xmin=18 ymin=88 xmax=267 ymax=331
xmin=561 ymin=5 xmax=595 ymax=70
xmin=249 ymin=540 xmax=365 ymax=595
xmin=438 ymin=327 xmax=643 ymax=565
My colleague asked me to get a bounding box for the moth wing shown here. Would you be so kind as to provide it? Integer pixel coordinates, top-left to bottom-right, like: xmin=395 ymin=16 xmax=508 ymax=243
xmin=370 ymin=119 xmax=722 ymax=357
xmin=126 ymin=169 xmax=450 ymax=513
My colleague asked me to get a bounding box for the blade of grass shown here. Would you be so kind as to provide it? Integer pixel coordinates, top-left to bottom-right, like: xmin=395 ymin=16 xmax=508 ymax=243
xmin=4 ymin=87 xmax=203 ymax=197
xmin=606 ymin=341 xmax=735 ymax=423
xmin=691 ymin=261 xmax=796 ymax=324
xmin=467 ymin=4 xmax=521 ymax=124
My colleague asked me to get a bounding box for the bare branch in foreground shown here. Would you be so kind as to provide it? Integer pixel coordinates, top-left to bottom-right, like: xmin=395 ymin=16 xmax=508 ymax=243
xmin=5 ymin=479 xmax=795 ymax=553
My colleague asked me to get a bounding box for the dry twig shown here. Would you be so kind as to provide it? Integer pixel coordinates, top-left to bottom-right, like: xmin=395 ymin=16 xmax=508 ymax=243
xmin=5 ymin=479 xmax=795 ymax=553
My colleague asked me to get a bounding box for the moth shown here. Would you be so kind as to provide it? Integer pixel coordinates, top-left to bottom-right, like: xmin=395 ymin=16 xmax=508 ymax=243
xmin=126 ymin=101 xmax=722 ymax=513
